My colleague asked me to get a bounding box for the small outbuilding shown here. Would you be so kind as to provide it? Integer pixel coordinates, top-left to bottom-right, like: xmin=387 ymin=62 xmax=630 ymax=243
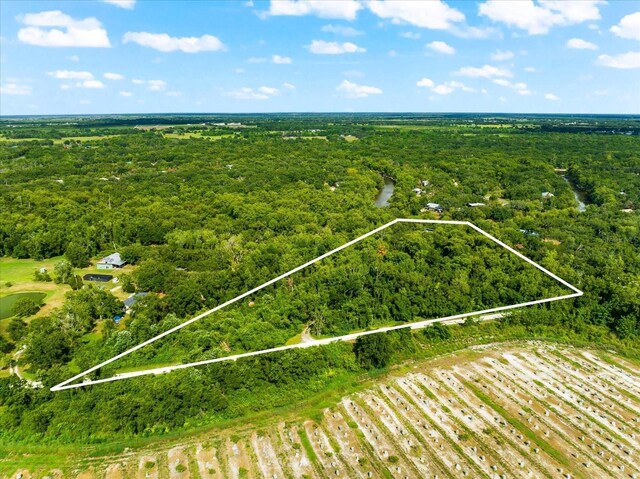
xmin=467 ymin=202 xmax=486 ymax=207
xmin=425 ymin=203 xmax=444 ymax=213
xmin=541 ymin=191 xmax=555 ymax=199
xmin=97 ymin=252 xmax=127 ymax=270
xmin=123 ymin=292 xmax=149 ymax=312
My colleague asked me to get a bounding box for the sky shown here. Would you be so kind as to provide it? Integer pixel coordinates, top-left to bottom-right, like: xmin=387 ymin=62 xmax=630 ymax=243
xmin=1 ymin=0 xmax=639 ymax=115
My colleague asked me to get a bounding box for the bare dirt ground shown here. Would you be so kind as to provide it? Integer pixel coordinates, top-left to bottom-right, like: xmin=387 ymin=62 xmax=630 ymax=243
xmin=6 ymin=342 xmax=640 ymax=479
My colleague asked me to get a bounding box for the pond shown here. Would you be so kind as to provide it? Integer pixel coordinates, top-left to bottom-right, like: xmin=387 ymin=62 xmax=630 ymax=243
xmin=374 ymin=176 xmax=395 ymax=208
xmin=0 ymin=292 xmax=47 ymax=320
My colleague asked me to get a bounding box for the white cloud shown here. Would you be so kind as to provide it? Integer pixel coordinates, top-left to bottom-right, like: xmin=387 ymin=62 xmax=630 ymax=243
xmin=268 ymin=0 xmax=362 ymax=20
xmin=416 ymin=78 xmax=434 ymax=88
xmin=321 ymin=24 xmax=363 ymax=36
xmin=567 ymin=38 xmax=597 ymax=50
xmin=367 ymin=0 xmax=465 ymax=30
xmin=47 ymin=70 xmax=94 ymax=80
xmin=46 ymin=71 xmax=105 ymax=89
xmin=119 ymin=91 xmax=133 ymax=97
xmin=610 ymin=12 xmax=640 ymax=41
xmin=400 ymin=31 xmax=421 ymax=39
xmin=309 ymin=40 xmax=365 ymax=54
xmin=123 ymin=32 xmax=225 ymax=53
xmin=166 ymin=91 xmax=182 ymax=97
xmin=283 ymin=82 xmax=296 ymax=89
xmin=336 ymin=79 xmax=382 ymax=98
xmin=544 ymin=93 xmax=559 ymax=100
xmin=492 ymin=78 xmax=531 ymax=95
xmin=597 ymin=51 xmax=640 ymax=69
xmin=104 ymin=72 xmax=124 ymax=80
xmin=417 ymin=77 xmax=474 ymax=95
xmin=80 ymin=80 xmax=105 ymax=89
xmin=491 ymin=49 xmax=514 ymax=61
xmin=148 ymin=79 xmax=167 ymax=91
xmin=248 ymin=57 xmax=268 ymax=63
xmin=132 ymin=78 xmax=145 ymax=84
xmin=272 ymin=54 xmax=292 ymax=64
xmin=426 ymin=40 xmax=455 ymax=55
xmin=17 ymin=10 xmax=111 ymax=48
xmin=478 ymin=0 xmax=604 ymax=35
xmin=229 ymin=86 xmax=280 ymax=100
xmin=451 ymin=25 xmax=501 ymax=39
xmin=1 ymin=83 xmax=32 ymax=95
xmin=235 ymin=68 xmax=245 ymax=74
xmin=102 ymin=0 xmax=136 ymax=9
xmin=454 ymin=64 xmax=512 ymax=78
xmin=524 ymin=66 xmax=537 ymax=72
xmin=68 ymin=55 xmax=79 ymax=62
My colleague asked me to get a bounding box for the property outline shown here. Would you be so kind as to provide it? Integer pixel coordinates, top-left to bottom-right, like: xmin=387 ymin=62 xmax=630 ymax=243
xmin=51 ymin=219 xmax=583 ymax=391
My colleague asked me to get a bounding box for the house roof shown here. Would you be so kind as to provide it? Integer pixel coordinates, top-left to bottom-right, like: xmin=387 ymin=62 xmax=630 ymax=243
xmin=99 ymin=252 xmax=125 ymax=266
xmin=124 ymin=292 xmax=148 ymax=308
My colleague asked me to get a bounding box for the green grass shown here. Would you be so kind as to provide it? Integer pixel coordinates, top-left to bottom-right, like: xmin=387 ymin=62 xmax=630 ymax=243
xmin=0 ymin=292 xmax=47 ymax=320
xmin=298 ymin=428 xmax=320 ymax=469
xmin=0 ymin=256 xmax=63 ymax=284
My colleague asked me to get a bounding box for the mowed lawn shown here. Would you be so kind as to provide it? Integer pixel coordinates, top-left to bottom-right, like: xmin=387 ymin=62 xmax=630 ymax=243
xmin=0 ymin=256 xmax=136 ymax=325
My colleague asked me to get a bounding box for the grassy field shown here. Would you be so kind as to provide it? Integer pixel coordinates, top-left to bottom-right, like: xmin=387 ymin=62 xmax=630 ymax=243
xmin=163 ymin=132 xmax=235 ymax=140
xmin=0 ymin=292 xmax=47 ymax=320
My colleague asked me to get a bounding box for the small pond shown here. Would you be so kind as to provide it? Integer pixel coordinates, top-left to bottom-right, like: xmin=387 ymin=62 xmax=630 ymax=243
xmin=0 ymin=292 xmax=47 ymax=320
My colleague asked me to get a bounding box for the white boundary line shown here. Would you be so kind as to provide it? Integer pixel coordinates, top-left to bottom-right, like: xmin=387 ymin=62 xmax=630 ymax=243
xmin=51 ymin=219 xmax=582 ymax=391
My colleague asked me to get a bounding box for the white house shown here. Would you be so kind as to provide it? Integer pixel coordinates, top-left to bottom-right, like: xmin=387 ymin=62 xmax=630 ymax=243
xmin=97 ymin=253 xmax=127 ymax=270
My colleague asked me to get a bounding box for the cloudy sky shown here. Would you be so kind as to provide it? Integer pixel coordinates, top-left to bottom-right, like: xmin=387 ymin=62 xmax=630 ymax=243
xmin=1 ymin=0 xmax=639 ymax=115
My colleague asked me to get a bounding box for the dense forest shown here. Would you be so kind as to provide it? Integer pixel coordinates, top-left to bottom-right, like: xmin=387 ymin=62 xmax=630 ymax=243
xmin=0 ymin=114 xmax=638 ymax=447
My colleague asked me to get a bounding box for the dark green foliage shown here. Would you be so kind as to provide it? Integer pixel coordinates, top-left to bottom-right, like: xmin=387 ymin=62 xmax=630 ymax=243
xmin=11 ymin=298 xmax=41 ymax=318
xmin=0 ymin=114 xmax=638 ymax=447
xmin=7 ymin=318 xmax=28 ymax=341
xmin=354 ymin=333 xmax=392 ymax=369
xmin=53 ymin=261 xmax=74 ymax=285
xmin=423 ymin=323 xmax=452 ymax=341
xmin=65 ymin=241 xmax=91 ymax=268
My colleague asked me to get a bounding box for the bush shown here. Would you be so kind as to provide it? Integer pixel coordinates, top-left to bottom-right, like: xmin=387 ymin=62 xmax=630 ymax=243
xmin=422 ymin=323 xmax=452 ymax=341
xmin=7 ymin=318 xmax=28 ymax=341
xmin=11 ymin=298 xmax=41 ymax=318
xmin=353 ymin=333 xmax=391 ymax=369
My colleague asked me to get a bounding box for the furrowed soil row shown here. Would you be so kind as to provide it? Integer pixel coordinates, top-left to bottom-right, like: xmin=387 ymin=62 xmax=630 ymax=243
xmin=485 ymin=354 xmax=630 ymax=477
xmin=423 ymin=368 xmax=558 ymax=479
xmin=195 ymin=443 xmax=223 ymax=479
xmin=517 ymin=351 xmax=640 ymax=454
xmin=361 ymin=389 xmax=448 ymax=478
xmin=465 ymin=359 xmax=614 ymax=478
xmin=545 ymin=349 xmax=640 ymax=418
xmin=410 ymin=370 xmax=533 ymax=477
xmin=303 ymin=420 xmax=352 ymax=477
xmin=377 ymin=381 xmax=488 ymax=478
xmin=276 ymin=423 xmax=317 ymax=478
xmin=340 ymin=397 xmax=411 ymax=478
xmin=322 ymin=409 xmax=379 ymax=478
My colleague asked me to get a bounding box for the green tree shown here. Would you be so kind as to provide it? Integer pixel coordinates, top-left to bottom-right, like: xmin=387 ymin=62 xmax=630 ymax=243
xmin=422 ymin=323 xmax=452 ymax=341
xmin=65 ymin=241 xmax=91 ymax=268
xmin=7 ymin=318 xmax=28 ymax=341
xmin=53 ymin=260 xmax=75 ymax=285
xmin=11 ymin=298 xmax=41 ymax=318
xmin=353 ymin=333 xmax=392 ymax=369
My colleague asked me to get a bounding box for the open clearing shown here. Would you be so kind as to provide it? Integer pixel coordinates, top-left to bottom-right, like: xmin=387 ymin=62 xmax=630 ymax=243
xmin=6 ymin=342 xmax=639 ymax=478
